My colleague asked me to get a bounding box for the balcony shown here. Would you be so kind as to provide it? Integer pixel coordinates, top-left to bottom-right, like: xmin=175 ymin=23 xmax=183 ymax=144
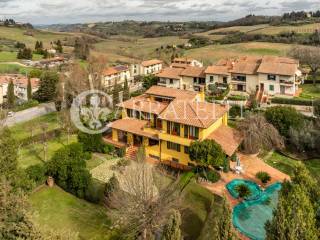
xmin=280 ymin=79 xmax=294 ymax=85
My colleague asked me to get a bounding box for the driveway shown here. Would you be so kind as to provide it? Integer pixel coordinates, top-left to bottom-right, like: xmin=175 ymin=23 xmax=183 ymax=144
xmin=4 ymin=102 xmax=56 ymax=127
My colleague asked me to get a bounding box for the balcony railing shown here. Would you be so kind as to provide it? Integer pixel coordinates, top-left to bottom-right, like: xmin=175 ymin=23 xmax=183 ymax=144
xmin=280 ymin=80 xmax=294 ymax=85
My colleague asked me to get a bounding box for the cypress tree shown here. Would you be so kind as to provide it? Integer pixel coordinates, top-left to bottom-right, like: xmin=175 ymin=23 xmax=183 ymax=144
xmin=112 ymin=80 xmax=121 ymax=108
xmin=161 ymin=210 xmax=182 ymax=240
xmin=27 ymin=78 xmax=32 ymax=100
xmin=265 ymin=182 xmax=318 ymax=240
xmin=123 ymin=77 xmax=130 ymax=101
xmin=7 ymin=80 xmax=15 ymax=108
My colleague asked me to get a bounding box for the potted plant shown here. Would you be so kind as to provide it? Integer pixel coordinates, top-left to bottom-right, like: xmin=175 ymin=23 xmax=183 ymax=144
xmin=235 ymin=184 xmax=251 ymax=200
xmin=256 ymin=171 xmax=271 ymax=185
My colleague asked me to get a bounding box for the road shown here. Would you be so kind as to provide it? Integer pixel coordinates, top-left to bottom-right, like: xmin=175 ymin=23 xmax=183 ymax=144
xmin=4 ymin=102 xmax=56 ymax=127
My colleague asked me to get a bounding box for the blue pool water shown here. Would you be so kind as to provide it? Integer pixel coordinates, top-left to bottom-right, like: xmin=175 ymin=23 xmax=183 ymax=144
xmin=227 ymin=181 xmax=282 ymax=240
xmin=226 ymin=179 xmax=262 ymax=200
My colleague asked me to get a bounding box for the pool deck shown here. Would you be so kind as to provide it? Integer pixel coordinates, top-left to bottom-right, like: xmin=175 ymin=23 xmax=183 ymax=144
xmin=201 ymin=152 xmax=290 ymax=240
xmin=201 ymin=152 xmax=290 ymax=207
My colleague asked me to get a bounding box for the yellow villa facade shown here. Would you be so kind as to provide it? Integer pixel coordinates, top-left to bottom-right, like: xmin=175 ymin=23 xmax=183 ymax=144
xmin=104 ymin=86 xmax=242 ymax=169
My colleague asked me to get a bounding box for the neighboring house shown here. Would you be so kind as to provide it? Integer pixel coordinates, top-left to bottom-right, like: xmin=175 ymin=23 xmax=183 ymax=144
xmin=171 ymin=57 xmax=203 ymax=68
xmin=157 ymin=66 xmax=206 ymax=91
xmin=206 ymin=56 xmax=302 ymax=97
xmin=130 ymin=59 xmax=163 ymax=77
xmin=0 ymin=74 xmax=39 ymax=101
xmin=104 ymin=86 xmax=242 ymax=169
xmin=102 ymin=65 xmax=132 ymax=89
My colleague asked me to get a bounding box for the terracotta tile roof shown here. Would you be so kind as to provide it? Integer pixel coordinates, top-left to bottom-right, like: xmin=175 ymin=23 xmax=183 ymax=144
xmin=206 ymin=125 xmax=243 ymax=156
xmin=173 ymin=57 xmax=193 ymax=63
xmin=180 ymin=66 xmax=206 ymax=78
xmin=103 ymin=65 xmax=128 ymax=76
xmin=159 ymin=101 xmax=229 ymax=128
xmin=0 ymin=75 xmax=39 ymax=88
xmin=205 ymin=65 xmax=230 ymax=75
xmin=110 ymin=118 xmax=158 ymax=139
xmin=118 ymin=95 xmax=169 ymax=115
xmin=170 ymin=63 xmax=189 ymax=69
xmin=145 ymin=85 xmax=197 ymax=100
xmin=229 ymin=57 xmax=261 ymax=75
xmin=156 ymin=67 xmax=183 ymax=80
xmin=257 ymin=56 xmax=298 ymax=76
xmin=141 ymin=59 xmax=163 ymax=67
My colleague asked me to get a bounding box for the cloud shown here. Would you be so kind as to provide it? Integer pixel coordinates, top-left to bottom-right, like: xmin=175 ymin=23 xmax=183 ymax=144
xmin=0 ymin=0 xmax=319 ymax=24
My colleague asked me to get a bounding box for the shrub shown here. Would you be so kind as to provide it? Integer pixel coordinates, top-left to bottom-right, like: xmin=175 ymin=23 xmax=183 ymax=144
xmin=229 ymin=105 xmax=242 ymax=118
xmin=78 ymin=132 xmax=106 ymax=153
xmin=227 ymin=95 xmax=247 ymax=101
xmin=85 ymin=179 xmax=105 ymax=204
xmin=25 ymin=164 xmax=46 ymax=185
xmin=271 ymin=97 xmax=313 ymax=106
xmin=235 ymin=184 xmax=251 ymax=199
xmin=104 ymin=144 xmax=115 ymax=154
xmin=104 ymin=174 xmax=119 ymax=205
xmin=45 ymin=143 xmax=92 ymax=199
xmin=256 ymin=171 xmax=271 ymax=184
xmin=205 ymin=170 xmax=221 ymax=183
xmin=117 ymin=147 xmax=126 ymax=158
xmin=265 ymin=106 xmax=304 ymax=137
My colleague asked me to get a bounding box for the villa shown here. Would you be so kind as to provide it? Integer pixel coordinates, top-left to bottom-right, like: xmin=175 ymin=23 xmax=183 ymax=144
xmin=104 ymin=86 xmax=242 ymax=169
xmin=171 ymin=57 xmax=203 ymax=68
xmin=0 ymin=74 xmax=39 ymax=104
xmin=157 ymin=56 xmax=303 ymax=98
xmin=102 ymin=65 xmax=132 ymax=89
xmin=130 ymin=59 xmax=163 ymax=77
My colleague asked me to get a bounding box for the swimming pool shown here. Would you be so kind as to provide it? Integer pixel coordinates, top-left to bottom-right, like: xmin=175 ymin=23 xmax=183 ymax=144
xmin=231 ymin=182 xmax=282 ymax=240
xmin=226 ymin=179 xmax=262 ymax=200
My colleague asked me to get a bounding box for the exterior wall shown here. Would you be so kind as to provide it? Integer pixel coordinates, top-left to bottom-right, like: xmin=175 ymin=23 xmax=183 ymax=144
xmin=103 ymin=70 xmax=131 ymax=88
xmin=112 ymin=129 xmax=118 ymax=141
xmin=205 ymin=74 xmax=230 ymax=85
xmin=181 ymin=76 xmax=195 ymax=90
xmin=158 ymin=77 xmax=181 ymax=89
xmin=199 ymin=115 xmax=225 ymax=140
xmin=258 ymin=73 xmax=296 ymax=96
xmin=142 ymin=63 xmax=163 ymax=75
xmin=160 ymin=140 xmax=191 ymax=165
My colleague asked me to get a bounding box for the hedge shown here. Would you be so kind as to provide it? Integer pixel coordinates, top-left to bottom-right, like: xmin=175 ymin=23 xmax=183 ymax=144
xmin=271 ymin=97 xmax=313 ymax=106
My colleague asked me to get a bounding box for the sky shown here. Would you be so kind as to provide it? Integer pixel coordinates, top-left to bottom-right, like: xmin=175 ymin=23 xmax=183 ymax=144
xmin=0 ymin=0 xmax=319 ymax=25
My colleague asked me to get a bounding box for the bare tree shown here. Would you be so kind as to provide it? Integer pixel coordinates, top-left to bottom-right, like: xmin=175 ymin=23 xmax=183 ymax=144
xmin=238 ymin=113 xmax=284 ymax=154
xmin=109 ymin=161 xmax=181 ymax=239
xmin=58 ymin=110 xmax=74 ymax=144
xmin=40 ymin=123 xmax=49 ymax=162
xmin=289 ymin=46 xmax=320 ymax=85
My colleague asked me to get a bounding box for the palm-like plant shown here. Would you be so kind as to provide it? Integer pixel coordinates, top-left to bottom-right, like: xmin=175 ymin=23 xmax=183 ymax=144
xmin=235 ymin=184 xmax=251 ymax=199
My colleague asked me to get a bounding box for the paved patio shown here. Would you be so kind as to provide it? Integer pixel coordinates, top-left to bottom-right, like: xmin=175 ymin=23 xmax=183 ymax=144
xmin=201 ymin=152 xmax=290 ymax=207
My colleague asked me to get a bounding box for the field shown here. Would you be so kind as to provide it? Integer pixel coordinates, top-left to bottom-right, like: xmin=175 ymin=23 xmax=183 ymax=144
xmin=0 ymin=26 xmax=73 ymax=49
xmin=30 ymin=186 xmax=114 ymax=240
xmin=93 ymin=36 xmax=188 ymax=64
xmin=0 ymin=50 xmax=43 ymax=62
xmin=184 ymin=42 xmax=294 ymax=65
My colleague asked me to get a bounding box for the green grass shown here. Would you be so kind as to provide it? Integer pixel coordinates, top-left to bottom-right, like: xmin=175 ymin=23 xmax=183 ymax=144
xmin=10 ymin=112 xmax=60 ymax=142
xmin=86 ymin=154 xmax=106 ymax=170
xmin=18 ymin=134 xmax=77 ymax=169
xmin=264 ymin=151 xmax=320 ymax=182
xmin=297 ymin=84 xmax=320 ymax=100
xmin=180 ymin=180 xmax=218 ymax=239
xmin=244 ymin=48 xmax=281 ymax=55
xmin=30 ymin=186 xmax=114 ymax=240
xmin=0 ymin=51 xmax=18 ymax=62
xmin=0 ymin=63 xmax=35 ymax=74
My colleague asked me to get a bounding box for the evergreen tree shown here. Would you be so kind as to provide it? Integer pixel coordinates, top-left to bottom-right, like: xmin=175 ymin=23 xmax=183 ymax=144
xmin=112 ymin=80 xmax=121 ymax=108
xmin=7 ymin=80 xmax=15 ymax=108
xmin=33 ymin=71 xmax=59 ymax=102
xmin=0 ymin=128 xmax=18 ymax=177
xmin=27 ymin=78 xmax=32 ymax=100
xmin=123 ymin=77 xmax=130 ymax=101
xmin=161 ymin=210 xmax=182 ymax=240
xmin=55 ymin=39 xmax=63 ymax=53
xmin=265 ymin=182 xmax=318 ymax=240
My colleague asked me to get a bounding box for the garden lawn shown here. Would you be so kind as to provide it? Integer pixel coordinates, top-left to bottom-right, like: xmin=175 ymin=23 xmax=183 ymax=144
xmin=0 ymin=51 xmax=18 ymax=62
xmin=0 ymin=63 xmax=33 ymax=74
xmin=297 ymin=84 xmax=320 ymax=100
xmin=10 ymin=112 xmax=60 ymax=142
xmin=30 ymin=186 xmax=115 ymax=240
xmin=264 ymin=151 xmax=320 ymax=182
xmin=18 ymin=134 xmax=77 ymax=169
xmin=180 ymin=180 xmax=221 ymax=240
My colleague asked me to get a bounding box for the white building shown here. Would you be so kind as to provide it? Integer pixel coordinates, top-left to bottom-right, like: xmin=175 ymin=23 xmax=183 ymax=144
xmin=130 ymin=59 xmax=163 ymax=77
xmin=102 ymin=65 xmax=132 ymax=89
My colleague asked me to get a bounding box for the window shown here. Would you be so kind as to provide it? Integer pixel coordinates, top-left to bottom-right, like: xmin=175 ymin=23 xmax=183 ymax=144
xmin=268 ymin=74 xmax=276 ymax=81
xmin=172 ymin=158 xmax=179 ymax=163
xmin=269 ymin=85 xmax=274 ymax=91
xmin=236 ymin=76 xmax=246 ymax=82
xmin=167 ymin=121 xmax=180 ymax=136
xmin=210 ymin=76 xmax=214 ymax=83
xmin=170 ymin=79 xmax=173 ymax=84
xmin=193 ymin=77 xmax=197 ymax=84
xmin=223 ymin=77 xmax=228 ymax=84
xmin=184 ymin=146 xmax=189 ymax=154
xmin=167 ymin=141 xmax=181 ymax=152
xmin=184 ymin=125 xmax=199 ymax=139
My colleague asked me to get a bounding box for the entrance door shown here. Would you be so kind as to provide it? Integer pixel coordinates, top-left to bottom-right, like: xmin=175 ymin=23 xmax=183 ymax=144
xmin=280 ymin=85 xmax=285 ymax=95
xmin=260 ymin=83 xmax=264 ymax=91
xmin=237 ymin=85 xmax=244 ymax=91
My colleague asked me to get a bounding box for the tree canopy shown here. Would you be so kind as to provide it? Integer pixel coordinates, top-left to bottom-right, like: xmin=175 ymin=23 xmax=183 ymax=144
xmin=189 ymin=139 xmax=225 ymax=167
xmin=33 ymin=71 xmax=59 ymax=102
